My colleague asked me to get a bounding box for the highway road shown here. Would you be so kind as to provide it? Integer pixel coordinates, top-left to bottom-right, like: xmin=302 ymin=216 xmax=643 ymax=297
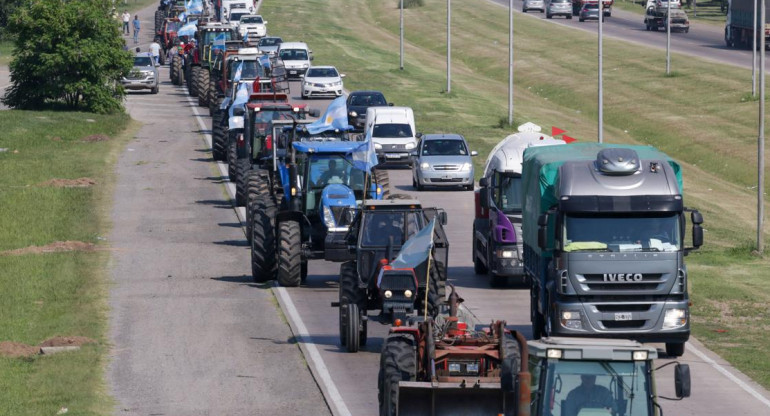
xmin=105 ymin=1 xmax=770 ymax=415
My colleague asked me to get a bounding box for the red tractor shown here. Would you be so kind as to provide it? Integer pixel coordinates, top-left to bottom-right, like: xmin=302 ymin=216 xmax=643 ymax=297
xmin=378 ymin=286 xmax=529 ymax=416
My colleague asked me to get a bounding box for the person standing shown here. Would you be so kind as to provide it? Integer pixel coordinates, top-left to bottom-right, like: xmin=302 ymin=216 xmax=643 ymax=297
xmin=122 ymin=11 xmax=130 ymax=35
xmin=149 ymin=40 xmax=161 ymax=65
xmin=132 ymin=15 xmax=141 ymax=44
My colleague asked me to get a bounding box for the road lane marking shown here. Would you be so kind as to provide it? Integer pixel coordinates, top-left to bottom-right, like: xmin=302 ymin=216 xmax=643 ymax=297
xmin=181 ymin=85 xmax=346 ymax=415
xmin=686 ymin=343 xmax=770 ymax=408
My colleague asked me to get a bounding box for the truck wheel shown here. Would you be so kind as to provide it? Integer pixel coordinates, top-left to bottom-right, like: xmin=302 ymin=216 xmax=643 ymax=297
xmin=472 ymin=237 xmax=488 ymax=275
xmin=277 ymin=220 xmax=302 ymax=287
xmin=501 ymin=333 xmax=522 ymax=392
xmin=378 ymin=333 xmax=417 ymax=416
xmin=373 ymin=168 xmax=390 ymax=199
xmin=251 ymin=194 xmax=278 ymax=282
xmin=198 ymin=70 xmax=210 ymax=106
xmin=339 ymin=261 xmax=365 ymax=347
xmin=645 ymin=22 xmax=650 ymax=31
xmin=211 ymin=111 xmax=227 ymax=161
xmin=665 ymin=342 xmax=685 ymax=357
xmin=346 ymin=303 xmax=361 ymax=353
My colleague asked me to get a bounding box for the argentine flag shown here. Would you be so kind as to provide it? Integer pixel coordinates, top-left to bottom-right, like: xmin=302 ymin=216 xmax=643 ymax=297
xmin=390 ymin=218 xmax=436 ymax=270
xmin=306 ymin=96 xmax=353 ymax=135
xmin=347 ymin=136 xmax=378 ymax=172
xmin=232 ymin=61 xmax=243 ymax=84
xmin=178 ymin=20 xmax=197 ymax=37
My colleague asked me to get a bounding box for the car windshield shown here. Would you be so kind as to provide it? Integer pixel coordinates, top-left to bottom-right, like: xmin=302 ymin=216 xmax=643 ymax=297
xmin=350 ymin=94 xmax=387 ymax=107
xmin=421 ymin=139 xmax=467 ymax=156
xmin=240 ymin=16 xmax=263 ymax=23
xmin=372 ymin=123 xmax=413 ymax=138
xmin=563 ymin=213 xmax=681 ymax=252
xmin=134 ymin=56 xmax=153 ymax=67
xmin=494 ymin=173 xmax=522 ymax=213
xmin=306 ymin=67 xmax=338 ymax=78
xmin=279 ymin=49 xmax=308 ymax=61
xmin=361 ymin=211 xmax=423 ymax=247
xmin=534 ymin=360 xmax=652 ymax=416
xmin=259 ymin=37 xmax=282 ymax=46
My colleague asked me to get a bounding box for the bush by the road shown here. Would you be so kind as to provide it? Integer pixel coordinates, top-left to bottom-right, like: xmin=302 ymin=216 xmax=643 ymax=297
xmin=2 ymin=0 xmax=132 ymax=113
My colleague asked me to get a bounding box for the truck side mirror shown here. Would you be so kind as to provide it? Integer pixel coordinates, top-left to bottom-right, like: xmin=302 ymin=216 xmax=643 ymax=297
xmin=309 ymin=108 xmax=320 ymax=117
xmin=537 ymin=213 xmax=548 ymax=250
xmin=479 ymin=177 xmax=489 ymax=187
xmin=692 ymin=225 xmax=703 ymax=248
xmin=479 ymin=187 xmax=489 ymax=210
xmin=439 ymin=211 xmax=448 ymax=225
xmin=691 ymin=210 xmax=703 ymax=225
xmin=675 ymin=364 xmax=691 ymax=398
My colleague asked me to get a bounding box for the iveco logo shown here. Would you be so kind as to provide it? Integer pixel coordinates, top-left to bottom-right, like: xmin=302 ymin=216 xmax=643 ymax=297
xmin=603 ymin=273 xmax=643 ymax=282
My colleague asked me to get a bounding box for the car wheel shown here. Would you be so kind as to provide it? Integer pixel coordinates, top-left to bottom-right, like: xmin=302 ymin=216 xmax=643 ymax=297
xmin=567 ymin=14 xmax=572 ymax=19
xmin=522 ymin=7 xmax=527 ymax=13
xmin=151 ymin=85 xmax=159 ymax=94
xmin=579 ymin=17 xmax=584 ymax=22
xmin=547 ymin=13 xmax=552 ymax=18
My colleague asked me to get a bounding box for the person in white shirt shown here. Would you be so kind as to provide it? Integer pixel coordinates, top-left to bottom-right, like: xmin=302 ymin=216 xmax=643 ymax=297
xmin=122 ymin=11 xmax=130 ymax=35
xmin=149 ymin=41 xmax=162 ymax=65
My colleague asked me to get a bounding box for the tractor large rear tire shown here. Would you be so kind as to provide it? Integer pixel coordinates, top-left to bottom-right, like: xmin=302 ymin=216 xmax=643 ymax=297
xmin=198 ymin=69 xmax=210 ymax=107
xmin=277 ymin=220 xmax=303 ymax=287
xmin=338 ymin=261 xmax=365 ymax=348
xmin=501 ymin=333 xmax=522 ymax=392
xmin=172 ymin=55 xmax=184 ymax=85
xmin=189 ymin=66 xmax=199 ymax=97
xmin=373 ymin=168 xmax=390 ymax=200
xmin=245 ymin=170 xmax=269 ymax=243
xmin=211 ymin=110 xmax=227 ymax=161
xmin=416 ymin=262 xmax=442 ymax=318
xmin=378 ymin=333 xmax=417 ymax=416
xmin=154 ymin=10 xmax=164 ymax=32
xmin=208 ymin=81 xmax=218 ymax=116
xmin=227 ymin=135 xmax=238 ymax=182
xmin=251 ymin=194 xmax=278 ymax=282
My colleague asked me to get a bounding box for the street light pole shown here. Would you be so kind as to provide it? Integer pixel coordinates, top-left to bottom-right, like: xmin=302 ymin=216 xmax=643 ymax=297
xmin=447 ymin=0 xmax=451 ymax=93
xmin=508 ymin=0 xmax=514 ymax=126
xmin=666 ymin=0 xmax=671 ymax=75
xmin=598 ymin=1 xmax=604 ymax=143
xmin=758 ymin=0 xmax=766 ymax=253
xmin=400 ymin=0 xmax=404 ymax=70
xmin=753 ymin=0 xmax=758 ymax=96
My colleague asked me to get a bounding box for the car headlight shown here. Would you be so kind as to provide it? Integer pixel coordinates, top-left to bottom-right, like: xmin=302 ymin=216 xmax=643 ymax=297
xmin=663 ymin=308 xmax=687 ymax=329
xmin=322 ymin=205 xmax=335 ymax=228
xmin=350 ymin=111 xmax=358 ymax=117
xmin=420 ymin=162 xmax=430 ymax=170
xmin=460 ymin=162 xmax=473 ymax=171
xmin=374 ymin=143 xmax=382 ymax=150
xmin=302 ymin=63 xmax=309 ymax=68
xmin=404 ymin=142 xmax=415 ymax=150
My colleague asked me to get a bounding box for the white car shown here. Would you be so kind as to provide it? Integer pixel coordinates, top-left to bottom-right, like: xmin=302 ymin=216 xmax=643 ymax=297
xmin=301 ymin=66 xmax=345 ymax=98
xmin=238 ymin=14 xmax=267 ymax=43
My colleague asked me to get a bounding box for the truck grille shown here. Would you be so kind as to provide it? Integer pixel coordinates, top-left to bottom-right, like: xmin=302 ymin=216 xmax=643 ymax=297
xmin=379 ymin=271 xmax=416 ymax=291
xmin=581 ymin=273 xmax=664 ymax=291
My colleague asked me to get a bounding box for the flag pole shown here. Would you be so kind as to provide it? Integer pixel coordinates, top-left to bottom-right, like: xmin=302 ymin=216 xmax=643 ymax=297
xmin=423 ymin=253 xmax=432 ymax=321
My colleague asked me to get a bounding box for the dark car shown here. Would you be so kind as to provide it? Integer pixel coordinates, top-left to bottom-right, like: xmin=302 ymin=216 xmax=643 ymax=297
xmin=346 ymin=90 xmax=391 ymax=131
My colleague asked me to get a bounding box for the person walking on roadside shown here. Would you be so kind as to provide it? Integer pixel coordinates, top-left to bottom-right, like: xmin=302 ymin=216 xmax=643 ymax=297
xmin=149 ymin=40 xmax=161 ymax=65
xmin=122 ymin=11 xmax=131 ymax=35
xmin=132 ymin=15 xmax=141 ymax=44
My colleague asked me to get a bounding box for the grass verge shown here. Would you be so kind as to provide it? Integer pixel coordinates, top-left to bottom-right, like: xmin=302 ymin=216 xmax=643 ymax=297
xmin=261 ymin=0 xmax=770 ymax=389
xmin=0 ymin=110 xmax=134 ymax=416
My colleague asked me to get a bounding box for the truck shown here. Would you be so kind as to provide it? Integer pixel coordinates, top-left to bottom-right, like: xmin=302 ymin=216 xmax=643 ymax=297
xmin=474 ymin=123 xmax=565 ymax=287
xmin=379 ymin=289 xmax=693 ymax=416
xmin=571 ymin=0 xmax=613 ymax=16
xmin=725 ymin=0 xmax=770 ymax=48
xmin=522 ymin=143 xmax=704 ymax=357
xmin=644 ymin=1 xmax=690 ymax=33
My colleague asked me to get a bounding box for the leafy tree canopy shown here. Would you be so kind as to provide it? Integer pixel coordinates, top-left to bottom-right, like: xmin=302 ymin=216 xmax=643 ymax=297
xmin=2 ymin=0 xmax=133 ymax=113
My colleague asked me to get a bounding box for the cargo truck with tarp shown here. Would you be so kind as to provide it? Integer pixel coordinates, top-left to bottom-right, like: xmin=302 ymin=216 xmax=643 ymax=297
xmin=725 ymin=0 xmax=770 ymax=48
xmin=522 ymin=143 xmax=704 ymax=357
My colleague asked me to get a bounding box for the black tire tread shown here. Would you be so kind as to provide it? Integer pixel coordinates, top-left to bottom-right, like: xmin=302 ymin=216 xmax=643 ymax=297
xmin=251 ymin=194 xmax=277 ymax=282
xmin=378 ymin=333 xmax=417 ymax=416
xmin=277 ymin=220 xmax=302 ymax=287
xmin=211 ymin=110 xmax=227 ymax=161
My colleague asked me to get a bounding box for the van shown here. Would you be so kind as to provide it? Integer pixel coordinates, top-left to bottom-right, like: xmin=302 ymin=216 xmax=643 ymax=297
xmin=277 ymin=42 xmax=313 ymax=79
xmin=365 ymin=106 xmax=419 ymax=166
xmin=221 ymin=0 xmax=253 ymax=22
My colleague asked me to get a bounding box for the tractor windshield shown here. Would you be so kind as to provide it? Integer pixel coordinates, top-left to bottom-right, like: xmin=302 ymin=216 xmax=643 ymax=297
xmin=203 ymin=30 xmax=233 ymax=45
xmin=228 ymin=59 xmax=263 ymax=80
xmin=307 ymin=155 xmax=366 ymax=192
xmin=535 ymin=359 xmax=652 ymax=416
xmin=361 ymin=211 xmax=423 ymax=247
xmin=165 ymin=21 xmax=181 ymax=33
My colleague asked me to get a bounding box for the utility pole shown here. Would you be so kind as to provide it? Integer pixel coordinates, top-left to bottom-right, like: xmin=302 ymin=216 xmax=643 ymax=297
xmin=754 ymin=0 xmax=758 ymax=96
xmin=598 ymin=1 xmax=604 ymax=143
xmin=666 ymin=0 xmax=671 ymax=75
xmin=759 ymin=0 xmax=766 ymax=253
xmin=508 ymin=0 xmax=514 ymax=126
xmin=400 ymin=0 xmax=404 ymax=70
xmin=447 ymin=0 xmax=451 ymax=93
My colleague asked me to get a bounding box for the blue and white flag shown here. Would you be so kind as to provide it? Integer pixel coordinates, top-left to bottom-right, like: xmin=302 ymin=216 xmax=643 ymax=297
xmin=228 ymin=82 xmax=251 ymax=118
xmin=258 ymin=54 xmax=271 ymax=70
xmin=390 ymin=218 xmax=436 ymax=270
xmin=177 ymin=20 xmax=197 ymax=37
xmin=177 ymin=12 xmax=186 ymax=22
xmin=186 ymin=0 xmax=203 ymax=14
xmin=347 ymin=138 xmax=378 ymax=172
xmin=232 ymin=61 xmax=243 ymax=84
xmin=213 ymin=32 xmax=227 ymax=52
xmin=306 ymin=96 xmax=353 ymax=135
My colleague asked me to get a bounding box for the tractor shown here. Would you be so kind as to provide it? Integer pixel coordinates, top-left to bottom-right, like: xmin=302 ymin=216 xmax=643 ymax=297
xmin=185 ymin=21 xmax=237 ymax=107
xmin=248 ymin=119 xmax=390 ymax=287
xmin=325 ymin=198 xmax=449 ymax=353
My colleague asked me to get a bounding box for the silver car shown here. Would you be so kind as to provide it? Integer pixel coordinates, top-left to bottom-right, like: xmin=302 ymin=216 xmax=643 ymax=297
xmin=412 ymin=134 xmax=477 ymax=191
xmin=547 ymin=0 xmax=573 ymax=19
xmin=523 ymin=0 xmax=545 ymax=13
xmin=121 ymin=53 xmax=159 ymax=94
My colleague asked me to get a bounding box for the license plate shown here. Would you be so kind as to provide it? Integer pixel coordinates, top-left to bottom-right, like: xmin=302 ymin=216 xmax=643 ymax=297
xmin=289 ymin=70 xmax=297 ymax=74
xmin=385 ymin=153 xmax=401 ymax=159
xmin=614 ymin=312 xmax=632 ymax=321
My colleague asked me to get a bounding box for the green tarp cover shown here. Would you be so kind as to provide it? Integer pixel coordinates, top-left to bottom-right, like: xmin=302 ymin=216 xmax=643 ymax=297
xmin=521 ymin=143 xmax=682 ymax=256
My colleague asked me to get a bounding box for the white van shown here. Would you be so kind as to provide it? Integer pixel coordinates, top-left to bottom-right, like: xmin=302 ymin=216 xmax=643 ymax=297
xmin=365 ymin=106 xmax=419 ymax=166
xmin=277 ymin=42 xmax=313 ymax=79
xmin=221 ymin=0 xmax=253 ymax=23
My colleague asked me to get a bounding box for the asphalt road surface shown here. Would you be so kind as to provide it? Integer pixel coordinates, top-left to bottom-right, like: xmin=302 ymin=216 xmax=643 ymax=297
xmin=106 ymin=1 xmax=770 ymax=416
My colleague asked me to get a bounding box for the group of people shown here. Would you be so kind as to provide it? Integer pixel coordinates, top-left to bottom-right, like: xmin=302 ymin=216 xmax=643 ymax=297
xmin=121 ymin=11 xmax=141 ymax=44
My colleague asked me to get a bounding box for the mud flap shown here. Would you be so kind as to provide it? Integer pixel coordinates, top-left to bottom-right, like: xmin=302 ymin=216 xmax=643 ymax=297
xmin=397 ymin=381 xmax=515 ymax=416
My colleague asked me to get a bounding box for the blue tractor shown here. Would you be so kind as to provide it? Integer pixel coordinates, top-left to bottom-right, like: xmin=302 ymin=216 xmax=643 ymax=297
xmin=249 ymin=119 xmax=391 ymax=286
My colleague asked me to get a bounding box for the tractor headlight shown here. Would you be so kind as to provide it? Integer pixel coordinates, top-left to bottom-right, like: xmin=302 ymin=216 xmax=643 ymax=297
xmin=384 ymin=290 xmax=393 ymax=299
xmin=663 ymin=308 xmax=687 ymax=329
xmin=350 ymin=111 xmax=357 ymax=117
xmin=404 ymin=289 xmax=413 ymax=298
xmin=322 ymin=205 xmax=335 ymax=228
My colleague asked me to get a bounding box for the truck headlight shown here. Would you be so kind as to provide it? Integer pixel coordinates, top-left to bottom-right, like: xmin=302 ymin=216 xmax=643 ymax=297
xmin=374 ymin=143 xmax=382 ymax=150
xmin=560 ymin=310 xmax=583 ymax=330
xmin=460 ymin=162 xmax=472 ymax=171
xmin=405 ymin=142 xmax=416 ymax=150
xmin=322 ymin=205 xmax=335 ymax=228
xmin=496 ymin=249 xmax=515 ymax=259
xmin=420 ymin=162 xmax=430 ymax=171
xmin=663 ymin=308 xmax=687 ymax=329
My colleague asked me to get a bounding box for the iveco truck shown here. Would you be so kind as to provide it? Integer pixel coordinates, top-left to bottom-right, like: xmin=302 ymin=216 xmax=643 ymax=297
xmin=522 ymin=143 xmax=703 ymax=357
xmin=474 ymin=123 xmax=565 ymax=286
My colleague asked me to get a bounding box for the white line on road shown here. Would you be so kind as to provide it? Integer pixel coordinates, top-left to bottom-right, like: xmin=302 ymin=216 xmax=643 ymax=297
xmin=179 ymin=83 xmax=346 ymax=416
xmin=686 ymin=343 xmax=770 ymax=408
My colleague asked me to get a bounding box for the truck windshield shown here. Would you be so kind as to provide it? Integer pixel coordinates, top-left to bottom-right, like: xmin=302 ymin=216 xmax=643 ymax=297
xmin=539 ymin=360 xmax=652 ymax=416
xmin=494 ymin=173 xmax=522 ymax=213
xmin=563 ymin=213 xmax=681 ymax=252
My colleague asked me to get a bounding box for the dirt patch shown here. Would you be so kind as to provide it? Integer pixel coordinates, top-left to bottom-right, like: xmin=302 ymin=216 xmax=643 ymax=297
xmin=80 ymin=134 xmax=111 ymax=142
xmin=39 ymin=336 xmax=96 ymax=348
xmin=38 ymin=178 xmax=97 ymax=188
xmin=0 ymin=341 xmax=41 ymax=358
xmin=0 ymin=241 xmax=96 ymax=256
xmin=50 ymin=136 xmax=62 ymax=142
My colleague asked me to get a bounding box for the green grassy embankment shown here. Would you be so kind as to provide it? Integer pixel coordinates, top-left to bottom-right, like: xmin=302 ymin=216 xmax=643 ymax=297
xmin=262 ymin=0 xmax=770 ymax=388
xmin=0 ymin=111 xmax=134 ymax=415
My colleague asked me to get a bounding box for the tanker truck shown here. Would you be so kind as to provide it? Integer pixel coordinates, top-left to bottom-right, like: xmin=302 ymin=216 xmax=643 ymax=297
xmin=473 ymin=123 xmax=565 ymax=286
xmin=522 ymin=143 xmax=703 ymax=357
xmin=725 ymin=0 xmax=770 ymax=48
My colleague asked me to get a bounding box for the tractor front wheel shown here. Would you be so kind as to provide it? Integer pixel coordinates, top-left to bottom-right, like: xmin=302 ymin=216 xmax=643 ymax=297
xmin=378 ymin=333 xmax=417 ymax=416
xmin=373 ymin=168 xmax=390 ymax=199
xmin=197 ymin=69 xmax=210 ymax=106
xmin=251 ymin=194 xmax=277 ymax=282
xmin=345 ymin=303 xmax=361 ymax=353
xmin=501 ymin=333 xmax=522 ymax=392
xmin=277 ymin=220 xmax=302 ymax=287
xmin=339 ymin=261 xmax=365 ymax=349
xmin=227 ymin=136 xmax=238 ymax=182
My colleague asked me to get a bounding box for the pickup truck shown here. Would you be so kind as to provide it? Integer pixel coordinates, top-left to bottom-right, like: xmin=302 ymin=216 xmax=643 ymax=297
xmin=645 ymin=3 xmax=690 ymax=33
